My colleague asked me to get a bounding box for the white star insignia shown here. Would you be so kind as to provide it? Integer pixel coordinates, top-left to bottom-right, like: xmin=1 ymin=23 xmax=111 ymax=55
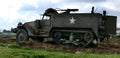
xmin=70 ymin=17 xmax=76 ymax=24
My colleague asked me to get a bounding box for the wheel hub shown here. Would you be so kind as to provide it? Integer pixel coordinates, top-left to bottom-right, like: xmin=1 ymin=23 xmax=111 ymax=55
xmin=18 ymin=33 xmax=26 ymax=41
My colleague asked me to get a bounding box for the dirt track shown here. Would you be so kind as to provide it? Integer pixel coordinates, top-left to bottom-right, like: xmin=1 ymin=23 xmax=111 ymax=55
xmin=0 ymin=37 xmax=120 ymax=54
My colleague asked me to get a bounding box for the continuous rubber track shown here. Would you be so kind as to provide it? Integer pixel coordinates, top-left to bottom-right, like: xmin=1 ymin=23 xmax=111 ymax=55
xmin=0 ymin=37 xmax=120 ymax=54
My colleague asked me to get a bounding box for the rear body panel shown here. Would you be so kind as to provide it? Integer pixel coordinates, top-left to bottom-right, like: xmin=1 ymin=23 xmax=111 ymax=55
xmin=105 ymin=16 xmax=117 ymax=34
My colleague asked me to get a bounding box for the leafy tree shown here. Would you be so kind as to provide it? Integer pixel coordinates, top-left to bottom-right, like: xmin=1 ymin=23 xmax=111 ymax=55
xmin=0 ymin=29 xmax=2 ymax=34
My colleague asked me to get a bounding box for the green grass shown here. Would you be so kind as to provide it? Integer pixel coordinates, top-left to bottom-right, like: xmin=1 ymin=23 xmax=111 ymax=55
xmin=0 ymin=43 xmax=120 ymax=58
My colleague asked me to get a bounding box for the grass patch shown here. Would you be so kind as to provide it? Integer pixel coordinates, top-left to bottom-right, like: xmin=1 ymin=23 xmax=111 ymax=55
xmin=0 ymin=43 xmax=7 ymax=47
xmin=7 ymin=42 xmax=20 ymax=48
xmin=0 ymin=43 xmax=120 ymax=58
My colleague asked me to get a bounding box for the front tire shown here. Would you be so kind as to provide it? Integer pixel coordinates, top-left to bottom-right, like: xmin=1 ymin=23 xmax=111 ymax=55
xmin=16 ymin=29 xmax=29 ymax=43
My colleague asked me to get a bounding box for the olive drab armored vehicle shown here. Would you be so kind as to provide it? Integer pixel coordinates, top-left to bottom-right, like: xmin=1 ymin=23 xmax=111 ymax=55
xmin=11 ymin=7 xmax=117 ymax=47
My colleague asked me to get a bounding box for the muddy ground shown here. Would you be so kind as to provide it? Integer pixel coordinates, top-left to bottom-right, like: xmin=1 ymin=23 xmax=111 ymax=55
xmin=0 ymin=37 xmax=120 ymax=54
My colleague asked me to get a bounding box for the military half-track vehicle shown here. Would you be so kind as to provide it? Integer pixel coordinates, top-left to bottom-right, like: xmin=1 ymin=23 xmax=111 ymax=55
xmin=12 ymin=7 xmax=117 ymax=47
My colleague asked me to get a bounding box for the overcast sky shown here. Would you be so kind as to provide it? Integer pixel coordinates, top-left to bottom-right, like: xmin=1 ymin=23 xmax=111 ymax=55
xmin=0 ymin=0 xmax=120 ymax=30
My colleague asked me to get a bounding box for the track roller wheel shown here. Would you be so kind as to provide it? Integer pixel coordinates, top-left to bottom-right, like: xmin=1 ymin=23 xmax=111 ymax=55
xmin=51 ymin=31 xmax=62 ymax=44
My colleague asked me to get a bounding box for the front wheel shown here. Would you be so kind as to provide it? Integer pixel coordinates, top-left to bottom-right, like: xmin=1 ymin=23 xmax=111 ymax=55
xmin=16 ymin=29 xmax=29 ymax=43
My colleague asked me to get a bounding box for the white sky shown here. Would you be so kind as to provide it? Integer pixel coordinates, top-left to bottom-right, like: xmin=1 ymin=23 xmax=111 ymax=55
xmin=0 ymin=0 xmax=119 ymax=30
